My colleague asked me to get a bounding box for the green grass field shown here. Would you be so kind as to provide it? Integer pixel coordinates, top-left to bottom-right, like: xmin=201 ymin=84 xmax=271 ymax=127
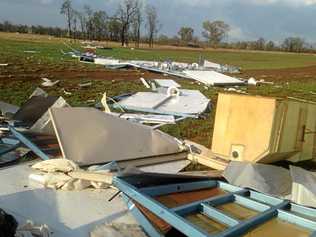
xmin=1 ymin=33 xmax=316 ymax=147
xmin=1 ymin=33 xmax=316 ymax=70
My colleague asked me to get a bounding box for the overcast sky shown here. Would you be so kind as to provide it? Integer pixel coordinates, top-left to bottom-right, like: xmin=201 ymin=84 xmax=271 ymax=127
xmin=1 ymin=0 xmax=316 ymax=42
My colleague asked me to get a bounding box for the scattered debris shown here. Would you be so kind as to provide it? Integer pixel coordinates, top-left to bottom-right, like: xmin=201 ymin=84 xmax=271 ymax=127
xmin=41 ymin=78 xmax=60 ymax=87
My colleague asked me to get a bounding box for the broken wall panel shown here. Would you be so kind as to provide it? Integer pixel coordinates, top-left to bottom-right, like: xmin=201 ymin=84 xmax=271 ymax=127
xmin=49 ymin=108 xmax=183 ymax=166
xmin=13 ymin=96 xmax=59 ymax=126
xmin=115 ymin=89 xmax=210 ymax=117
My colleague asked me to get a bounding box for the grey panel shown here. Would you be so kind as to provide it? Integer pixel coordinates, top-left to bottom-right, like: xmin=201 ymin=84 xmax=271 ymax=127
xmin=50 ymin=108 xmax=182 ymax=166
xmin=13 ymin=96 xmax=59 ymax=126
xmin=223 ymin=161 xmax=291 ymax=197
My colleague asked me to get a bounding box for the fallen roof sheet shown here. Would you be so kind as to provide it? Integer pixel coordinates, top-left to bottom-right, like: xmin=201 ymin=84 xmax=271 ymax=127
xmin=223 ymin=161 xmax=292 ymax=197
xmin=49 ymin=108 xmax=183 ymax=166
xmin=154 ymin=79 xmax=181 ymax=88
xmin=183 ymin=70 xmax=245 ymax=86
xmin=114 ymin=89 xmax=210 ymax=117
xmin=0 ymin=162 xmax=137 ymax=237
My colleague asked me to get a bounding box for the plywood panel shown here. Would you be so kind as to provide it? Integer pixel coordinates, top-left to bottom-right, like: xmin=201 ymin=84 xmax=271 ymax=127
xmin=217 ymin=203 xmax=258 ymax=220
xmin=244 ymin=218 xmax=311 ymax=237
xmin=212 ymin=94 xmax=276 ymax=162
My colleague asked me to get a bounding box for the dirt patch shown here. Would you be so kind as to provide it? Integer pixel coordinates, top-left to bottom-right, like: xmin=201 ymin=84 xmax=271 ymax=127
xmin=0 ymin=67 xmax=168 ymax=82
xmin=240 ymin=65 xmax=316 ymax=83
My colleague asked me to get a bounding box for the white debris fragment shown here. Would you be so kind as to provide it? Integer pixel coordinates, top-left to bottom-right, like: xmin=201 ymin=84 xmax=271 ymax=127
xmin=248 ymin=77 xmax=274 ymax=86
xmin=224 ymin=87 xmax=247 ymax=94
xmin=24 ymin=50 xmax=38 ymax=54
xmin=101 ymin=92 xmax=111 ymax=113
xmin=247 ymin=77 xmax=258 ymax=86
xmin=140 ymin=77 xmax=151 ymax=89
xmin=78 ymin=82 xmax=92 ymax=88
xmin=41 ymin=78 xmax=60 ymax=87
xmin=32 ymin=159 xmax=78 ymax=173
xmin=62 ymin=88 xmax=72 ymax=96
xmin=0 ymin=63 xmax=8 ymax=66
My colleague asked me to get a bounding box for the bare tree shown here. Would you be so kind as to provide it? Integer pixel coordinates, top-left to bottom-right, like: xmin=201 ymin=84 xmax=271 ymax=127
xmin=255 ymin=37 xmax=265 ymax=50
xmin=202 ymin=20 xmax=230 ymax=47
xmin=146 ymin=5 xmax=160 ymax=48
xmin=84 ymin=5 xmax=94 ymax=40
xmin=107 ymin=18 xmax=122 ymax=41
xmin=118 ymin=0 xmax=139 ymax=46
xmin=92 ymin=11 xmax=108 ymax=41
xmin=77 ymin=11 xmax=87 ymax=39
xmin=60 ymin=0 xmax=74 ymax=37
xmin=178 ymin=27 xmax=194 ymax=43
xmin=265 ymin=40 xmax=275 ymax=51
xmin=282 ymin=37 xmax=305 ymax=52
xmin=71 ymin=10 xmax=79 ymax=40
xmin=131 ymin=0 xmax=143 ymax=48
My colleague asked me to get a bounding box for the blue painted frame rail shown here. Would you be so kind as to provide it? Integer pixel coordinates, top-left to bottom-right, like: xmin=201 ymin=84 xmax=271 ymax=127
xmin=113 ymin=177 xmax=316 ymax=237
xmin=9 ymin=126 xmax=50 ymax=160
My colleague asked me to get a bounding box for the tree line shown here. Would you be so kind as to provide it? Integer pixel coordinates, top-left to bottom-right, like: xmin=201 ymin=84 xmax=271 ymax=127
xmin=0 ymin=0 xmax=314 ymax=53
xmin=60 ymin=0 xmax=160 ymax=48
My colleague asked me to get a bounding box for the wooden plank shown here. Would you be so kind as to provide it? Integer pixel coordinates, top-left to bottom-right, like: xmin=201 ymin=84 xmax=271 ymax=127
xmin=188 ymin=153 xmax=229 ymax=171
xmin=68 ymin=171 xmax=113 ymax=184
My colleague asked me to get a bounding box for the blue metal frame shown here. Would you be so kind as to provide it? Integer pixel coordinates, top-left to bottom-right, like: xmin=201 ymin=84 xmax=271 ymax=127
xmin=113 ymin=177 xmax=316 ymax=237
xmin=0 ymin=142 xmax=21 ymax=156
xmin=9 ymin=126 xmax=50 ymax=160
